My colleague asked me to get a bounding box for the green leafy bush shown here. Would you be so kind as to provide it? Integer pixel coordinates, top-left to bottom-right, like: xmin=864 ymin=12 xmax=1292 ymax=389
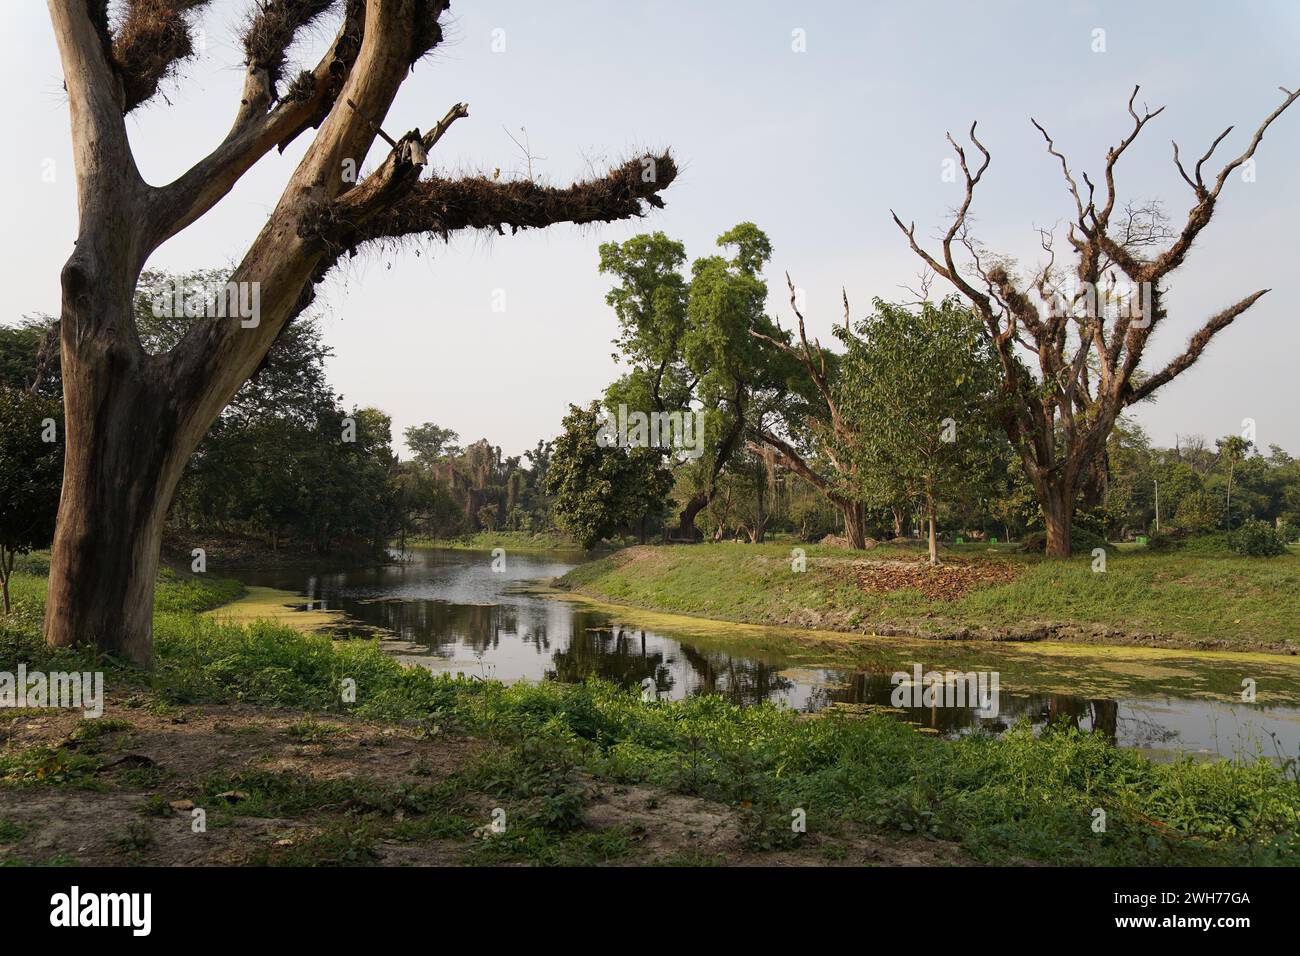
xmin=1174 ymin=492 xmax=1219 ymax=532
xmin=1228 ymin=518 xmax=1287 ymax=557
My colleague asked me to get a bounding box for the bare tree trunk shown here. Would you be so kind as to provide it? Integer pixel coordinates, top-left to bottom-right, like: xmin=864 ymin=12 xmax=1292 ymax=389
xmin=1 ymin=550 xmax=12 ymax=614
xmin=841 ymin=500 xmax=867 ymax=550
xmin=1042 ymin=488 xmax=1073 ymax=558
xmin=1081 ymin=449 xmax=1109 ymax=511
xmin=44 ymin=312 xmax=194 ymax=664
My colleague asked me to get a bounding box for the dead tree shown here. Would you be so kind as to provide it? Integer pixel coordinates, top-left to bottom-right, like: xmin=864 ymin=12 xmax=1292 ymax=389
xmin=749 ymin=274 xmax=869 ymax=548
xmin=45 ymin=0 xmax=676 ymax=663
xmin=892 ymin=85 xmax=1296 ymax=557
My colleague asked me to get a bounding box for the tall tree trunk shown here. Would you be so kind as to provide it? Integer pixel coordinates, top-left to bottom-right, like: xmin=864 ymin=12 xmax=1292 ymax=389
xmin=926 ymin=488 xmax=938 ymax=565
xmin=1081 ymin=449 xmax=1109 ymax=511
xmin=841 ymin=500 xmax=867 ymax=549
xmin=1042 ymin=487 xmax=1073 ymax=558
xmin=44 ymin=308 xmax=192 ymax=664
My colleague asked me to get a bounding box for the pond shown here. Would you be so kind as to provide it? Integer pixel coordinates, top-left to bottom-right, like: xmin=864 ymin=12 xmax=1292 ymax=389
xmin=231 ymin=546 xmax=1300 ymax=760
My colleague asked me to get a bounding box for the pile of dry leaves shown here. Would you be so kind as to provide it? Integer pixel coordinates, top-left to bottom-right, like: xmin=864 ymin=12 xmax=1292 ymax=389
xmin=851 ymin=557 xmax=1021 ymax=601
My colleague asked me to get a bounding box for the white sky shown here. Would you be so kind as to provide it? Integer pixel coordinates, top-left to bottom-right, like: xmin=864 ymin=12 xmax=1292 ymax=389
xmin=3 ymin=0 xmax=1298 ymax=458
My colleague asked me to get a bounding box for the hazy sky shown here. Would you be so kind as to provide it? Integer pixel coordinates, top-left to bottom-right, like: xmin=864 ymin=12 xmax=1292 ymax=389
xmin=4 ymin=0 xmax=1298 ymax=459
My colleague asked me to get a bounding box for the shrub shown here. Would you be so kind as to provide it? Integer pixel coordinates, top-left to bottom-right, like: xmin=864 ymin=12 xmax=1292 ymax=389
xmin=1174 ymin=492 xmax=1219 ymax=532
xmin=1145 ymin=530 xmax=1181 ymax=553
xmin=1019 ymin=524 xmax=1105 ymax=554
xmin=1228 ymin=518 xmax=1287 ymax=557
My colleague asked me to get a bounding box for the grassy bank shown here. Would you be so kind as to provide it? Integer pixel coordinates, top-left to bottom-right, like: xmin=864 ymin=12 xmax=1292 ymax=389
xmin=1 ymin=565 xmax=1298 ymax=866
xmin=396 ymin=531 xmax=590 ymax=553
xmin=558 ymin=542 xmax=1300 ymax=653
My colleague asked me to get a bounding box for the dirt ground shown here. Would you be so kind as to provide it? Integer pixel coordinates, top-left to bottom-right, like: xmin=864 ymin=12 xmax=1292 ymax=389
xmin=0 ymin=700 xmax=972 ymax=867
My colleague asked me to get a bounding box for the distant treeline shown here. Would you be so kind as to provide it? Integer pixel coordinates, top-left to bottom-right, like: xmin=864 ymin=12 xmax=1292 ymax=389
xmin=4 ymin=263 xmax=1300 ymax=562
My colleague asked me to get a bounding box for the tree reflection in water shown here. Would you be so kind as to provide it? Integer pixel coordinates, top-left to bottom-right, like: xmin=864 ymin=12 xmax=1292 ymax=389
xmin=232 ymin=548 xmax=1300 ymax=756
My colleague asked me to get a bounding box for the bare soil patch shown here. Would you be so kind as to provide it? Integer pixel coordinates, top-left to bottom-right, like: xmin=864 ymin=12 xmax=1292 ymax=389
xmin=0 ymin=699 xmax=972 ymax=867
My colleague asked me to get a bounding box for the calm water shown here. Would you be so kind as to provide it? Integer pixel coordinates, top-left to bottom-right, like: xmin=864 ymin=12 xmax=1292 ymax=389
xmin=233 ymin=547 xmax=1300 ymax=758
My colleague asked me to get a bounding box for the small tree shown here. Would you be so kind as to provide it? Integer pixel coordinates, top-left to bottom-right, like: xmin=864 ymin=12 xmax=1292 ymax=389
xmin=546 ymin=404 xmax=672 ymax=548
xmin=404 ymin=423 xmax=461 ymax=468
xmin=0 ymin=388 xmax=63 ymax=612
xmin=1215 ymin=435 xmax=1251 ymax=529
xmin=836 ymin=299 xmax=1002 ymax=564
xmin=748 ymin=275 xmax=870 ymax=548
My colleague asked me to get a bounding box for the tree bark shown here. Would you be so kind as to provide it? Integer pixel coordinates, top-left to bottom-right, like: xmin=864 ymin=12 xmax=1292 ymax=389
xmin=1081 ymin=449 xmax=1109 ymax=511
xmin=926 ymin=488 xmax=938 ymax=565
xmin=677 ymin=492 xmax=707 ymax=541
xmin=44 ymin=306 xmax=192 ymax=664
xmin=1042 ymin=489 xmax=1073 ymax=558
xmin=841 ymin=500 xmax=867 ymax=550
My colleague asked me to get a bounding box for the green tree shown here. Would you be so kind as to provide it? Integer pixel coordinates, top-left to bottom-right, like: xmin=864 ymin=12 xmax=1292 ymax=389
xmin=0 ymin=388 xmax=63 ymax=612
xmin=546 ymin=404 xmax=672 ymax=548
xmin=600 ymin=224 xmax=786 ymax=539
xmin=837 ymin=298 xmax=1002 ymax=564
xmin=403 ymin=423 xmax=462 ymax=467
xmin=1214 ymin=435 xmax=1252 ymax=530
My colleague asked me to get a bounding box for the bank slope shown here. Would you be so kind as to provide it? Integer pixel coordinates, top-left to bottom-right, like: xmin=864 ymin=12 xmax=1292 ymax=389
xmin=557 ymin=542 xmax=1300 ymax=654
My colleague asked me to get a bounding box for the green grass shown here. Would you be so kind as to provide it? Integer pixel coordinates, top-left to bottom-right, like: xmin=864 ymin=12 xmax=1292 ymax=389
xmin=396 ymin=530 xmax=595 ymax=553
xmin=558 ymin=541 xmax=1300 ymax=650
xmin=1 ymin=560 xmax=1298 ymax=864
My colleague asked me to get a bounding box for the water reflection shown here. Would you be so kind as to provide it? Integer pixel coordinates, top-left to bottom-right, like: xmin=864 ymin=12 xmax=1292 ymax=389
xmin=233 ymin=547 xmax=1300 ymax=758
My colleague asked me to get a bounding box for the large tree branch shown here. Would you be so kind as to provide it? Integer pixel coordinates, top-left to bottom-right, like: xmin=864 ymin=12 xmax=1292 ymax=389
xmin=746 ymin=432 xmax=849 ymax=506
xmin=147 ymin=0 xmax=378 ymax=247
xmin=890 ymin=123 xmax=996 ymax=320
xmin=299 ymin=152 xmax=678 ymax=258
xmin=1149 ymin=86 xmax=1298 ymax=281
xmin=48 ymin=0 xmax=143 ymax=204
xmin=1095 ymin=86 xmax=1165 ymax=230
xmin=166 ymin=0 xmax=440 ymax=427
xmin=241 ymin=0 xmax=338 ymax=96
xmin=1124 ymin=289 xmax=1268 ymax=404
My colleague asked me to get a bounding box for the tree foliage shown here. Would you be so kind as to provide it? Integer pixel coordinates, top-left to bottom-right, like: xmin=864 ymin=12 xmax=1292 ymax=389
xmin=835 ymin=298 xmax=1003 ymax=562
xmin=0 ymin=387 xmax=63 ymax=611
xmin=545 ymin=403 xmax=673 ymax=548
